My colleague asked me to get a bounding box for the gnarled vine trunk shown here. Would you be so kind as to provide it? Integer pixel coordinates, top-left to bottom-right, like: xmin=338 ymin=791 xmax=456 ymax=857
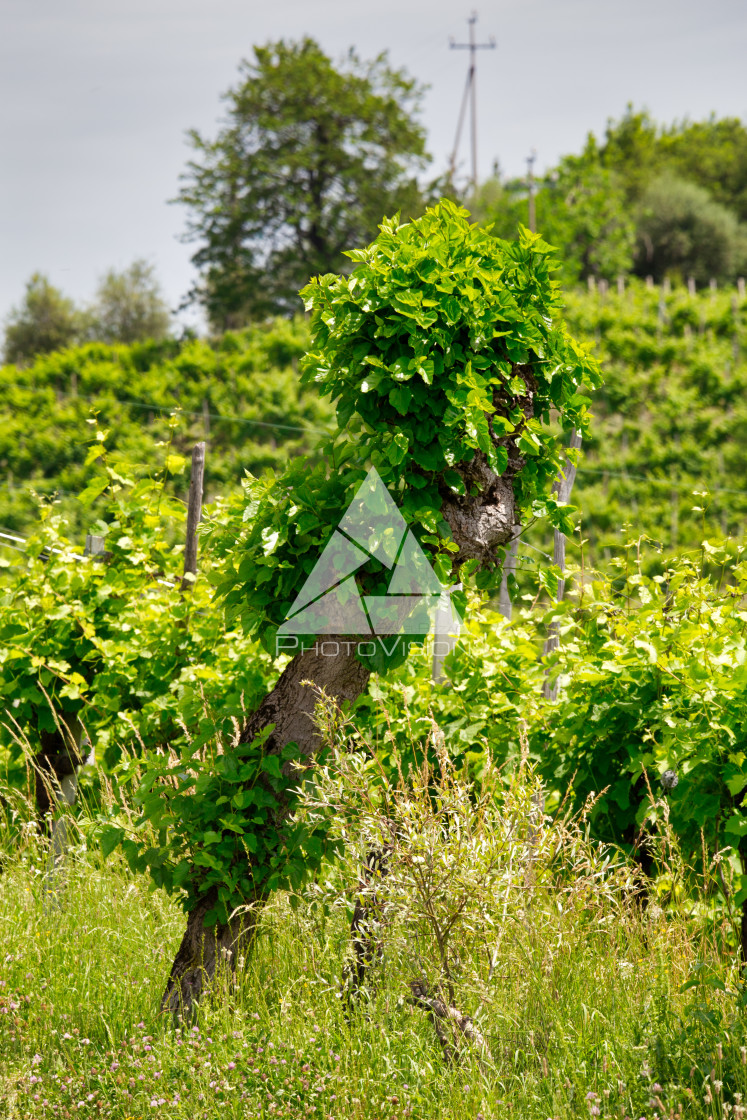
xmin=163 ymin=380 xmax=532 ymax=1014
xmin=161 ymin=641 xmax=371 ymax=1013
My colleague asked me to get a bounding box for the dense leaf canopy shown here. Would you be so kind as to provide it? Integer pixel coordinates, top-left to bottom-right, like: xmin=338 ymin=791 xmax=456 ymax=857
xmin=208 ymin=201 xmax=599 ymax=654
xmin=175 ymin=38 xmax=430 ymax=327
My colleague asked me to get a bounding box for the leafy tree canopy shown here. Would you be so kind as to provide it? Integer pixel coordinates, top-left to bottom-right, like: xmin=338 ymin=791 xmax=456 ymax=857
xmin=538 ymin=146 xmax=638 ymax=284
xmin=473 ymin=107 xmax=747 ymax=287
xmin=470 ymin=142 xmax=636 ymax=286
xmin=3 ymin=273 xmax=81 ymax=366
xmin=600 ymin=106 xmax=747 ymax=221
xmin=636 ymin=173 xmax=747 ymax=284
xmin=175 ymin=37 xmax=431 ymax=329
xmin=87 ymin=259 xmax=171 ymax=344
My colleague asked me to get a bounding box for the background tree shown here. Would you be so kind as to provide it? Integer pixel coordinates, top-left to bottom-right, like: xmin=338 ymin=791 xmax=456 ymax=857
xmin=597 ymin=107 xmax=747 ymax=281
xmin=600 ymin=106 xmax=747 ymax=220
xmin=597 ymin=107 xmax=661 ymax=202
xmin=175 ymin=37 xmax=430 ymax=329
xmin=87 ymin=259 xmax=171 ymax=344
xmin=533 ymin=150 xmax=636 ymax=284
xmin=474 ymin=109 xmax=747 ymax=288
xmin=635 ymin=173 xmax=747 ymax=284
xmin=660 ymin=116 xmax=747 ymax=222
xmin=3 ymin=273 xmax=81 ymax=365
xmin=470 ymin=143 xmax=636 ymax=286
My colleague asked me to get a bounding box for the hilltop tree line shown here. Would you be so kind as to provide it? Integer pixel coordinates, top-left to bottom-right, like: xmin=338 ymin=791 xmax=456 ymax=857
xmin=174 ymin=40 xmax=747 ymax=321
xmin=472 ymin=109 xmax=747 ymax=287
xmin=3 ymin=260 xmax=172 ymax=366
xmin=4 ymin=38 xmax=747 ymax=365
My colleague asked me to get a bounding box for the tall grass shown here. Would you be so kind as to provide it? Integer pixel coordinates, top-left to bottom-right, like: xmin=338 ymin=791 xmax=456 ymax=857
xmin=1 ymin=768 xmax=747 ymax=1120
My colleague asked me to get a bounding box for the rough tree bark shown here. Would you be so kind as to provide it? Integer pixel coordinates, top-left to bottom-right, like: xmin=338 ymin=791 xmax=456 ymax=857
xmin=162 ymin=364 xmax=536 ymax=1014
xmin=408 ymin=979 xmax=492 ymax=1064
xmin=162 ymin=640 xmax=371 ymax=1013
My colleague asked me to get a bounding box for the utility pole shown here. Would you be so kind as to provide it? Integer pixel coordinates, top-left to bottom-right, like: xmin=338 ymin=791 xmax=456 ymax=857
xmin=449 ymin=11 xmax=496 ymax=193
xmin=526 ymin=149 xmax=537 ymax=233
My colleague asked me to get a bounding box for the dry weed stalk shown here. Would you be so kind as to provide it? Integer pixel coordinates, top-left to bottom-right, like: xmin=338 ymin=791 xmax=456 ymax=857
xmin=294 ymin=686 xmax=641 ymax=1067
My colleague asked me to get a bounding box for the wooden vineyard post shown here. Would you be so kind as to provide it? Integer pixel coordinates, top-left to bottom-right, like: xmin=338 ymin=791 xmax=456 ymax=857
xmin=432 ymin=584 xmax=462 ymax=683
xmin=85 ymin=534 xmax=105 ymax=559
xmin=498 ymin=530 xmax=520 ymax=621
xmin=542 ymin=430 xmax=582 ymax=701
xmin=181 ymin=442 xmax=206 ymax=591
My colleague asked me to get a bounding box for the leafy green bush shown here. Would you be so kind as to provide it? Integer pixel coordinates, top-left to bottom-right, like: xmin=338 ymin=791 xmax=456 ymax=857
xmin=351 ymin=596 xmax=545 ymax=776
xmin=209 ymin=200 xmax=599 ymax=657
xmin=540 ymin=540 xmax=747 ymax=900
xmin=0 ymin=431 xmax=274 ymax=802
xmin=105 ymin=727 xmax=316 ymax=927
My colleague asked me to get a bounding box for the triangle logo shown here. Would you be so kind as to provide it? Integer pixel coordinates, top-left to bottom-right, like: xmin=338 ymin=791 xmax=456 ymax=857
xmin=277 ymin=467 xmax=461 ymax=637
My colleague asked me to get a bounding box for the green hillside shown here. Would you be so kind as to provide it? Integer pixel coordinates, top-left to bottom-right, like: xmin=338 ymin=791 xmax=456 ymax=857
xmin=2 ymin=277 xmax=746 ymax=572
xmin=0 ymin=317 xmax=332 ymax=537
xmin=564 ymin=278 xmax=747 ymax=567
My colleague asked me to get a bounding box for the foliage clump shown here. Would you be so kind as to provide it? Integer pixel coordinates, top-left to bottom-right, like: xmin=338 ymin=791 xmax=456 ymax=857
xmin=211 ymin=200 xmax=599 ymax=647
xmin=0 ymin=429 xmax=274 ymax=800
xmin=544 ymin=539 xmax=747 ymax=906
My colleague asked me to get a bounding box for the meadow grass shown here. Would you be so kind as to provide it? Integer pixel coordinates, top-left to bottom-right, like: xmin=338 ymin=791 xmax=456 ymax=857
xmin=2 ymin=786 xmax=747 ymax=1120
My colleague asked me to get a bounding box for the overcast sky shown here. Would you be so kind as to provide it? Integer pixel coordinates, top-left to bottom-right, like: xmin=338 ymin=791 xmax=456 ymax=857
xmin=2 ymin=0 xmax=745 ymax=331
